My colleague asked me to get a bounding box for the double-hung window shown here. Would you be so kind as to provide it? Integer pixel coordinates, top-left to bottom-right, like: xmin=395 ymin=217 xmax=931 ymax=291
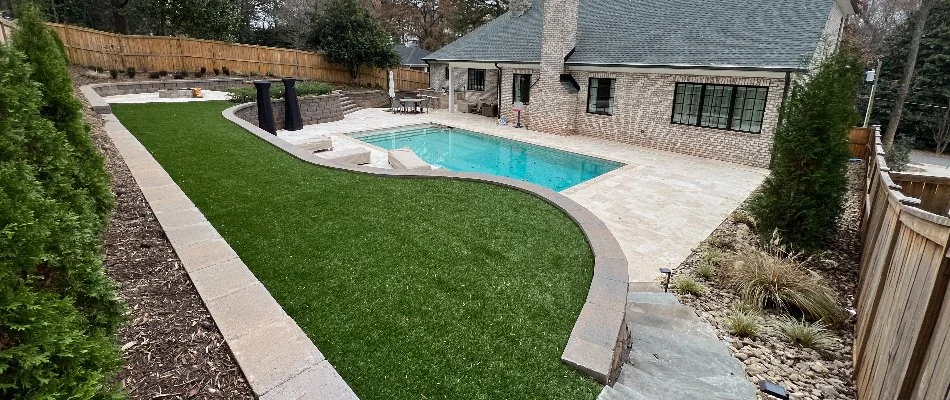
xmin=671 ymin=83 xmax=768 ymax=133
xmin=512 ymin=73 xmax=531 ymax=104
xmin=587 ymin=78 xmax=615 ymax=115
xmin=467 ymin=69 xmax=486 ymax=91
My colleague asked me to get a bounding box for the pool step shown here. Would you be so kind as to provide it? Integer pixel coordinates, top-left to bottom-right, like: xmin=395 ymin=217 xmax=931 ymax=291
xmin=598 ymin=292 xmax=756 ymax=400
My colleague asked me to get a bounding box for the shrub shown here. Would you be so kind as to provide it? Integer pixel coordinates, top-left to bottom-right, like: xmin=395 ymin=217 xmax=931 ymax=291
xmin=109 ymin=69 xmax=118 ymax=79
xmin=11 ymin=2 xmax=114 ymax=228
xmin=748 ymin=45 xmax=861 ymax=252
xmin=674 ymin=276 xmax=708 ymax=297
xmin=173 ymin=70 xmax=186 ymax=79
xmin=731 ymin=209 xmax=756 ymax=229
xmin=0 ymin=43 xmax=124 ymax=400
xmin=125 ymin=66 xmax=135 ymax=78
xmin=725 ymin=242 xmax=845 ymax=324
xmin=227 ymin=81 xmax=332 ymax=103
xmin=725 ymin=307 xmax=760 ymax=338
xmin=200 ymin=66 xmax=207 ymax=75
xmin=222 ymin=66 xmax=230 ymax=76
xmin=885 ymin=135 xmax=914 ymax=171
xmin=159 ymin=70 xmax=168 ymax=77
xmin=778 ymin=318 xmax=832 ymax=350
xmin=147 ymin=71 xmax=161 ymax=79
xmin=213 ymin=67 xmax=220 ymax=75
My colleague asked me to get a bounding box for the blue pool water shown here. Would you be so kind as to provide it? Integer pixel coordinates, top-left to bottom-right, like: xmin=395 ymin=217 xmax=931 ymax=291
xmin=352 ymin=125 xmax=623 ymax=191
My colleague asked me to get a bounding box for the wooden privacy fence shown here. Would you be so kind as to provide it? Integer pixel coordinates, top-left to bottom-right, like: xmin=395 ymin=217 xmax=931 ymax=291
xmin=849 ymin=127 xmax=873 ymax=160
xmin=40 ymin=22 xmax=428 ymax=90
xmin=855 ymin=128 xmax=950 ymax=400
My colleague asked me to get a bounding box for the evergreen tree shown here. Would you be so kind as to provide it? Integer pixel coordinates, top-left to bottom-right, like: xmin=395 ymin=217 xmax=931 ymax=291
xmin=11 ymin=2 xmax=113 ymax=228
xmin=0 ymin=43 xmax=124 ymax=400
xmin=307 ymin=0 xmax=400 ymax=79
xmin=749 ymin=46 xmax=862 ymax=252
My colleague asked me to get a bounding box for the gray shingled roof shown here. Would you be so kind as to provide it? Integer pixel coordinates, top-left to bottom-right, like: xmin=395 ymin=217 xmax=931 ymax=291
xmin=425 ymin=0 xmax=840 ymax=70
xmin=394 ymin=44 xmax=432 ymax=67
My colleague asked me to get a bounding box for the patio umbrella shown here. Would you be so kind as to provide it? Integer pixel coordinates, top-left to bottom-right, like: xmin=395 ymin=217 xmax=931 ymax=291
xmin=388 ymin=70 xmax=396 ymax=99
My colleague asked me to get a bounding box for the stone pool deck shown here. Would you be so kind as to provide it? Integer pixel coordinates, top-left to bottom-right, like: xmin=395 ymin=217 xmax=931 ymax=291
xmin=279 ymin=108 xmax=768 ymax=283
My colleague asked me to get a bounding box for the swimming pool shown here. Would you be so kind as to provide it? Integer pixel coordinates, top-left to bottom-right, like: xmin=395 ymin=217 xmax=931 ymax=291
xmin=351 ymin=125 xmax=623 ymax=191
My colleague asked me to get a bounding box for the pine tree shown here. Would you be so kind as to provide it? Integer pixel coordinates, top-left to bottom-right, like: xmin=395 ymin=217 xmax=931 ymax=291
xmin=748 ymin=46 xmax=861 ymax=252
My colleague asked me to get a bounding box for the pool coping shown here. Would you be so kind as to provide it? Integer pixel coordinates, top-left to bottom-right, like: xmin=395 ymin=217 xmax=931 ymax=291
xmin=83 ymin=79 xmax=629 ymax=391
xmin=224 ymin=102 xmax=630 ymax=385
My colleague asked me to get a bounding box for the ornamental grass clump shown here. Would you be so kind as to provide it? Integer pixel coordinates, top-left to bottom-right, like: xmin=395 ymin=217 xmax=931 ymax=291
xmin=725 ymin=307 xmax=761 ymax=338
xmin=675 ymin=276 xmax=708 ymax=297
xmin=748 ymin=45 xmax=861 ymax=252
xmin=778 ymin=318 xmax=832 ymax=351
xmin=726 ymin=240 xmax=844 ymax=325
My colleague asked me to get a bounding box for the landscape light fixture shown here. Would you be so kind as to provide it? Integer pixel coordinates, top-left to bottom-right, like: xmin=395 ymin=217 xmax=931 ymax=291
xmin=659 ymin=268 xmax=672 ymax=292
xmin=759 ymin=380 xmax=789 ymax=400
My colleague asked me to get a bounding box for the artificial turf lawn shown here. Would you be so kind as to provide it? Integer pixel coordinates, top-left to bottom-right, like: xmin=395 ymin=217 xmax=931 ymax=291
xmin=113 ymin=101 xmax=601 ymax=399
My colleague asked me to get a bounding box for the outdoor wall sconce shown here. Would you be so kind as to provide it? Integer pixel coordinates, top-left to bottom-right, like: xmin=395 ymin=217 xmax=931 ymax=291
xmin=759 ymin=380 xmax=789 ymax=400
xmin=659 ymin=268 xmax=672 ymax=292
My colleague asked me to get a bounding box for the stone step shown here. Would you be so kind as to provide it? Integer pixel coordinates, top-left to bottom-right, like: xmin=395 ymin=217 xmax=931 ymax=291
xmin=628 ymin=282 xmax=665 ymax=293
xmin=610 ymin=367 xmax=753 ymax=400
xmin=626 ymin=291 xmax=678 ymax=305
xmin=626 ymin=302 xmax=719 ymax=341
xmin=625 ymin=322 xmax=747 ymax=385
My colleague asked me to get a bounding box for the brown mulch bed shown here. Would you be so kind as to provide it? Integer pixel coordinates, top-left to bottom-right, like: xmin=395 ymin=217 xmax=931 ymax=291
xmin=671 ymin=161 xmax=867 ymax=400
xmin=73 ymin=69 xmax=255 ymax=399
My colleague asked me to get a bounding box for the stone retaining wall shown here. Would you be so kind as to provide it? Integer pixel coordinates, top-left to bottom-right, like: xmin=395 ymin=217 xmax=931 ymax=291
xmin=233 ymin=95 xmax=343 ymax=130
xmin=82 ymin=78 xmax=280 ymax=114
xmin=341 ymin=90 xmax=389 ymax=108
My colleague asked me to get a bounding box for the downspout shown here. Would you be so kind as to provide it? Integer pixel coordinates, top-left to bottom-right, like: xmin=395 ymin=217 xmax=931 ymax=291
xmin=770 ymin=71 xmax=793 ymax=169
xmin=495 ymin=62 xmax=502 ymax=113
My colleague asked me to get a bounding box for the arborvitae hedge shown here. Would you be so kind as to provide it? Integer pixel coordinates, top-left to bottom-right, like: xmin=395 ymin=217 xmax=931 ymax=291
xmin=748 ymin=46 xmax=861 ymax=252
xmin=11 ymin=3 xmax=114 ymax=228
xmin=0 ymin=21 xmax=124 ymax=400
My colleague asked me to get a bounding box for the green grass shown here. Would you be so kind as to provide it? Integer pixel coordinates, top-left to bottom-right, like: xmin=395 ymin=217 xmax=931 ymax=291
xmin=112 ymin=102 xmax=601 ymax=399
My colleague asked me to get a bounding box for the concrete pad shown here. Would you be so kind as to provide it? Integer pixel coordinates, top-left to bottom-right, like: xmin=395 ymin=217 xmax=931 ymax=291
xmin=205 ymin=283 xmax=289 ymax=341
xmin=229 ymin=318 xmax=326 ymax=395
xmin=164 ymin=221 xmax=221 ymax=248
xmin=261 ymin=362 xmax=359 ymax=400
xmin=188 ymin=258 xmax=259 ymax=302
xmin=175 ymin=238 xmax=238 ymax=273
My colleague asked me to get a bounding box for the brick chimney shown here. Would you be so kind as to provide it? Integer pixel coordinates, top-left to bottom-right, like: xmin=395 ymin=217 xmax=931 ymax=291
xmin=532 ymin=0 xmax=580 ymax=135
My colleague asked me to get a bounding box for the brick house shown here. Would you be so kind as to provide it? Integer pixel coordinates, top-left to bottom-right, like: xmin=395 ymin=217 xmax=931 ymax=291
xmin=423 ymin=0 xmax=857 ymax=168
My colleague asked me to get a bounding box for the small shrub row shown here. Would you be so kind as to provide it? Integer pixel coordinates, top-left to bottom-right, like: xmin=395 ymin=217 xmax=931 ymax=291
xmin=227 ymin=81 xmax=332 ymax=103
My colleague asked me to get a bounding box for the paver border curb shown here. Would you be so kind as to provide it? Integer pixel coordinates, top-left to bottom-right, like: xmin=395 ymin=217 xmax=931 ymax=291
xmin=84 ymin=85 xmax=359 ymax=399
xmin=220 ymin=102 xmax=631 ymax=384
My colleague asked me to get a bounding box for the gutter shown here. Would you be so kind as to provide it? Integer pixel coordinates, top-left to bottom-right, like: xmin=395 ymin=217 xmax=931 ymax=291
xmin=565 ymin=61 xmax=805 ymax=73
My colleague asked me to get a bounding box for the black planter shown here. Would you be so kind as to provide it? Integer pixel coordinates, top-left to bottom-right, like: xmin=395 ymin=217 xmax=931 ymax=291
xmin=254 ymin=81 xmax=277 ymax=135
xmin=282 ymin=78 xmax=303 ymax=131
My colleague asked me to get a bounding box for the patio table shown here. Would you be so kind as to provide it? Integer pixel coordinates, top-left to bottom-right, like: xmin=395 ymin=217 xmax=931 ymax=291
xmin=401 ymin=98 xmax=424 ymax=113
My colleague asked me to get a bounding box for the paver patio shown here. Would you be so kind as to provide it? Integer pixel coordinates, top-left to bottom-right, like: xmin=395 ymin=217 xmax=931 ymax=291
xmin=279 ymin=108 xmax=767 ymax=282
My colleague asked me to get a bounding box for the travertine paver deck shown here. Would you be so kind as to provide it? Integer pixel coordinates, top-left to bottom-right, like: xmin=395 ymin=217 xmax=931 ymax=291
xmin=103 ymin=90 xmax=231 ymax=103
xmin=280 ymin=108 xmax=768 ymax=282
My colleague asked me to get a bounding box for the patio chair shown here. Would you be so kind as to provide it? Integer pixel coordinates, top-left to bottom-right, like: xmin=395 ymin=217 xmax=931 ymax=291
xmin=420 ymin=97 xmax=430 ymax=113
xmin=390 ymin=97 xmax=401 ymax=113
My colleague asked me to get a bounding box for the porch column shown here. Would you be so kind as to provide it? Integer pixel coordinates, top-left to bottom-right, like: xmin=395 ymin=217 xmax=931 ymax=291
xmin=448 ymin=63 xmax=455 ymax=113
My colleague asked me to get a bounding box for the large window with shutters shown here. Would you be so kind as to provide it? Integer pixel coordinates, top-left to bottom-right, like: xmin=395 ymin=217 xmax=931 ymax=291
xmin=587 ymin=78 xmax=616 ymax=115
xmin=671 ymin=83 xmax=769 ymax=133
xmin=512 ymin=73 xmax=531 ymax=104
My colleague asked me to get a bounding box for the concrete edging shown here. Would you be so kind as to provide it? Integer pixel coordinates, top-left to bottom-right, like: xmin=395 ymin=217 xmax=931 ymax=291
xmin=220 ymin=102 xmax=631 ymax=384
xmin=85 ymin=84 xmax=359 ymax=399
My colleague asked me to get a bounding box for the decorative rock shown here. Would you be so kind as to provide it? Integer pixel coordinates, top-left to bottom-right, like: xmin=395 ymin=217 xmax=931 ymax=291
xmin=818 ymin=384 xmax=838 ymax=397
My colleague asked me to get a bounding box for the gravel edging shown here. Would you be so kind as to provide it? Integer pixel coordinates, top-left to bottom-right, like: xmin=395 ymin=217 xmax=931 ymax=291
xmin=74 ymin=77 xmax=255 ymax=399
xmin=669 ymin=162 xmax=865 ymax=400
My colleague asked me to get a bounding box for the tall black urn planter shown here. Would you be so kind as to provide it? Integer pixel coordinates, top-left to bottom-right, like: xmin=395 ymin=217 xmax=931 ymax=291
xmin=282 ymin=78 xmax=303 ymax=131
xmin=254 ymin=81 xmax=277 ymax=135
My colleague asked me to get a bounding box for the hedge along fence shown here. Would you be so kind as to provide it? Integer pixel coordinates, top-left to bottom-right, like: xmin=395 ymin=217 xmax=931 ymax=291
xmin=41 ymin=22 xmax=429 ymax=90
xmin=854 ymin=128 xmax=950 ymax=400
